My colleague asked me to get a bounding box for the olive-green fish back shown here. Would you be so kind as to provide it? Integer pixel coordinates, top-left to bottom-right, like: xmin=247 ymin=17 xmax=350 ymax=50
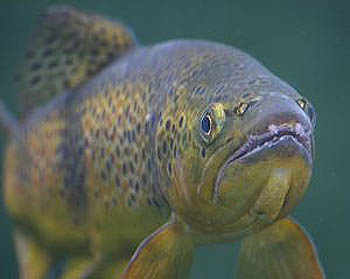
xmin=16 ymin=5 xmax=137 ymax=117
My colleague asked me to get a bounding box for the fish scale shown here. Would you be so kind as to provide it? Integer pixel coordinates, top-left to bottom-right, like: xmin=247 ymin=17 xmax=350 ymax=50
xmin=79 ymin=81 xmax=168 ymax=211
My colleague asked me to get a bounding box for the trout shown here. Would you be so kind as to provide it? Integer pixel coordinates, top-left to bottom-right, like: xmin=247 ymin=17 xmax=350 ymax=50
xmin=1 ymin=6 xmax=324 ymax=279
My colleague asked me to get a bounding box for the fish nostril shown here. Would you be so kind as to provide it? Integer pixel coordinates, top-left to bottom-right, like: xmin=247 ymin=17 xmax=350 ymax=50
xmin=235 ymin=102 xmax=249 ymax=116
xmin=234 ymin=99 xmax=260 ymax=117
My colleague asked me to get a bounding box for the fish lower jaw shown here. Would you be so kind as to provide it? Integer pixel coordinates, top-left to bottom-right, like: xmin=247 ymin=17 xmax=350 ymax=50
xmin=249 ymin=168 xmax=293 ymax=224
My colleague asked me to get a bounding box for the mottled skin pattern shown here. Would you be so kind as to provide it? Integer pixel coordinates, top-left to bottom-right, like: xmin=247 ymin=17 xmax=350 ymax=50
xmin=2 ymin=6 xmax=324 ymax=279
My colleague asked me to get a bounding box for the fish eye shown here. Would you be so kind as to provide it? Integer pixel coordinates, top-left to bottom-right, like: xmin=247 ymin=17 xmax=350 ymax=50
xmin=296 ymin=98 xmax=316 ymax=127
xmin=200 ymin=103 xmax=225 ymax=143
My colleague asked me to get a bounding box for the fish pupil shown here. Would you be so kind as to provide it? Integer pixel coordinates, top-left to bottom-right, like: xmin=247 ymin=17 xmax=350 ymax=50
xmin=202 ymin=114 xmax=211 ymax=134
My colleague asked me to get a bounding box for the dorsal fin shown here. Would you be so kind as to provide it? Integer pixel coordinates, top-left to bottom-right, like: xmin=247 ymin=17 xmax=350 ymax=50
xmin=16 ymin=5 xmax=137 ymax=117
xmin=0 ymin=101 xmax=19 ymax=135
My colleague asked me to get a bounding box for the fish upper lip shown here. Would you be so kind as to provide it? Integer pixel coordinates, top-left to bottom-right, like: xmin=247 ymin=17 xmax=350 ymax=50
xmin=213 ymin=122 xmax=312 ymax=201
xmin=225 ymin=122 xmax=312 ymax=164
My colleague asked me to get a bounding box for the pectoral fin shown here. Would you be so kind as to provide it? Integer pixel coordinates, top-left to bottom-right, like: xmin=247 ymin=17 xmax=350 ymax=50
xmin=237 ymin=217 xmax=325 ymax=279
xmin=14 ymin=229 xmax=53 ymax=279
xmin=122 ymin=223 xmax=194 ymax=279
xmin=61 ymin=255 xmax=128 ymax=279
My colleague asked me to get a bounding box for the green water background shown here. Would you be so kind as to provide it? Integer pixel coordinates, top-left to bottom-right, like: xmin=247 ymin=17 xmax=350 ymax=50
xmin=0 ymin=0 xmax=348 ymax=278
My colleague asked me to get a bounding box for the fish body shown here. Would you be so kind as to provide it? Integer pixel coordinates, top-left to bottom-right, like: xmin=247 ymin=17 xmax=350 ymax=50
xmin=2 ymin=6 xmax=324 ymax=279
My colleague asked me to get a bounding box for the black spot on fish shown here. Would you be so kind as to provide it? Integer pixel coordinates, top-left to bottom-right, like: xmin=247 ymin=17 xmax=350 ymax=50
xmin=95 ymin=129 xmax=100 ymax=138
xmin=162 ymin=141 xmax=167 ymax=154
xmin=135 ymin=181 xmax=140 ymax=192
xmin=170 ymin=138 xmax=174 ymax=150
xmin=59 ymin=189 xmax=66 ymax=198
xmin=64 ymin=47 xmax=74 ymax=55
xmin=182 ymin=133 xmax=187 ymax=146
xmin=128 ymin=193 xmax=136 ymax=206
xmin=124 ymin=147 xmax=130 ymax=156
xmin=48 ymin=60 xmax=58 ymax=69
xmin=115 ymin=146 xmax=121 ymax=157
xmin=157 ymin=146 xmax=162 ymax=161
xmin=109 ymin=154 xmax=115 ymax=164
xmin=136 ymin=123 xmax=141 ymax=134
xmin=100 ymin=170 xmax=107 ymax=181
xmin=147 ymin=158 xmax=152 ymax=171
xmin=66 ymin=58 xmax=73 ymax=66
xmin=90 ymin=149 xmax=95 ymax=160
xmin=104 ymin=201 xmax=110 ymax=210
xmin=106 ymin=51 xmax=115 ymax=61
xmin=115 ymin=175 xmax=120 ymax=187
xmin=150 ymin=112 xmax=157 ymax=128
xmin=30 ymin=62 xmax=42 ymax=71
xmin=142 ymin=173 xmax=147 ymax=184
xmin=112 ymin=197 xmax=117 ymax=206
xmin=179 ymin=115 xmax=184 ymax=128
xmin=30 ymin=76 xmax=41 ymax=85
xmin=176 ymin=133 xmax=181 ymax=144
xmin=104 ymin=129 xmax=109 ymax=139
xmin=201 ymin=148 xmax=206 ymax=158
xmin=25 ymin=50 xmax=35 ymax=59
xmin=43 ymin=48 xmax=53 ymax=57
xmin=77 ymin=146 xmax=84 ymax=156
xmin=165 ymin=119 xmax=171 ymax=131
xmin=90 ymin=48 xmax=100 ymax=57
xmin=126 ymin=130 xmax=131 ymax=142
xmin=84 ymin=138 xmax=89 ymax=147
xmin=174 ymin=146 xmax=177 ymax=158
xmin=119 ymin=136 xmax=124 ymax=146
xmin=106 ymin=160 xmax=111 ymax=173
xmin=167 ymin=163 xmax=172 ymax=175
xmin=129 ymin=161 xmax=135 ymax=174
xmin=152 ymin=199 xmax=160 ymax=208
xmin=94 ymin=190 xmax=99 ymax=199
xmin=122 ymin=162 xmax=128 ymax=175
xmin=124 ymin=105 xmax=130 ymax=117
xmin=188 ymin=132 xmax=192 ymax=142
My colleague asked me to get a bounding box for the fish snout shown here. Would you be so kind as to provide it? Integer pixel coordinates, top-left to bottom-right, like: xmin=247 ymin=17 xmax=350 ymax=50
xmin=244 ymin=93 xmax=313 ymax=137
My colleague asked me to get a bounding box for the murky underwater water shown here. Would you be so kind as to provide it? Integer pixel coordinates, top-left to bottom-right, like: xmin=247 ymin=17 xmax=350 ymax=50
xmin=0 ymin=1 xmax=348 ymax=278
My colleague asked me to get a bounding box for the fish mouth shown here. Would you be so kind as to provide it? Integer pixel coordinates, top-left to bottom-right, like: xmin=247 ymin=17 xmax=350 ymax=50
xmin=225 ymin=122 xmax=312 ymax=165
xmin=213 ymin=122 xmax=313 ymax=201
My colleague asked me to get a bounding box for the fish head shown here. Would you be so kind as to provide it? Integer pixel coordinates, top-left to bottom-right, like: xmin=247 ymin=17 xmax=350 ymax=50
xmin=213 ymin=92 xmax=315 ymax=224
xmin=171 ymin=82 xmax=316 ymax=241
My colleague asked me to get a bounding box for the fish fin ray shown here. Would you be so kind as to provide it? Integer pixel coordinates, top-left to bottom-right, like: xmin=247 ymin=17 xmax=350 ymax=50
xmin=0 ymin=101 xmax=18 ymax=135
xmin=122 ymin=222 xmax=194 ymax=279
xmin=16 ymin=5 xmax=137 ymax=116
xmin=237 ymin=217 xmax=325 ymax=279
